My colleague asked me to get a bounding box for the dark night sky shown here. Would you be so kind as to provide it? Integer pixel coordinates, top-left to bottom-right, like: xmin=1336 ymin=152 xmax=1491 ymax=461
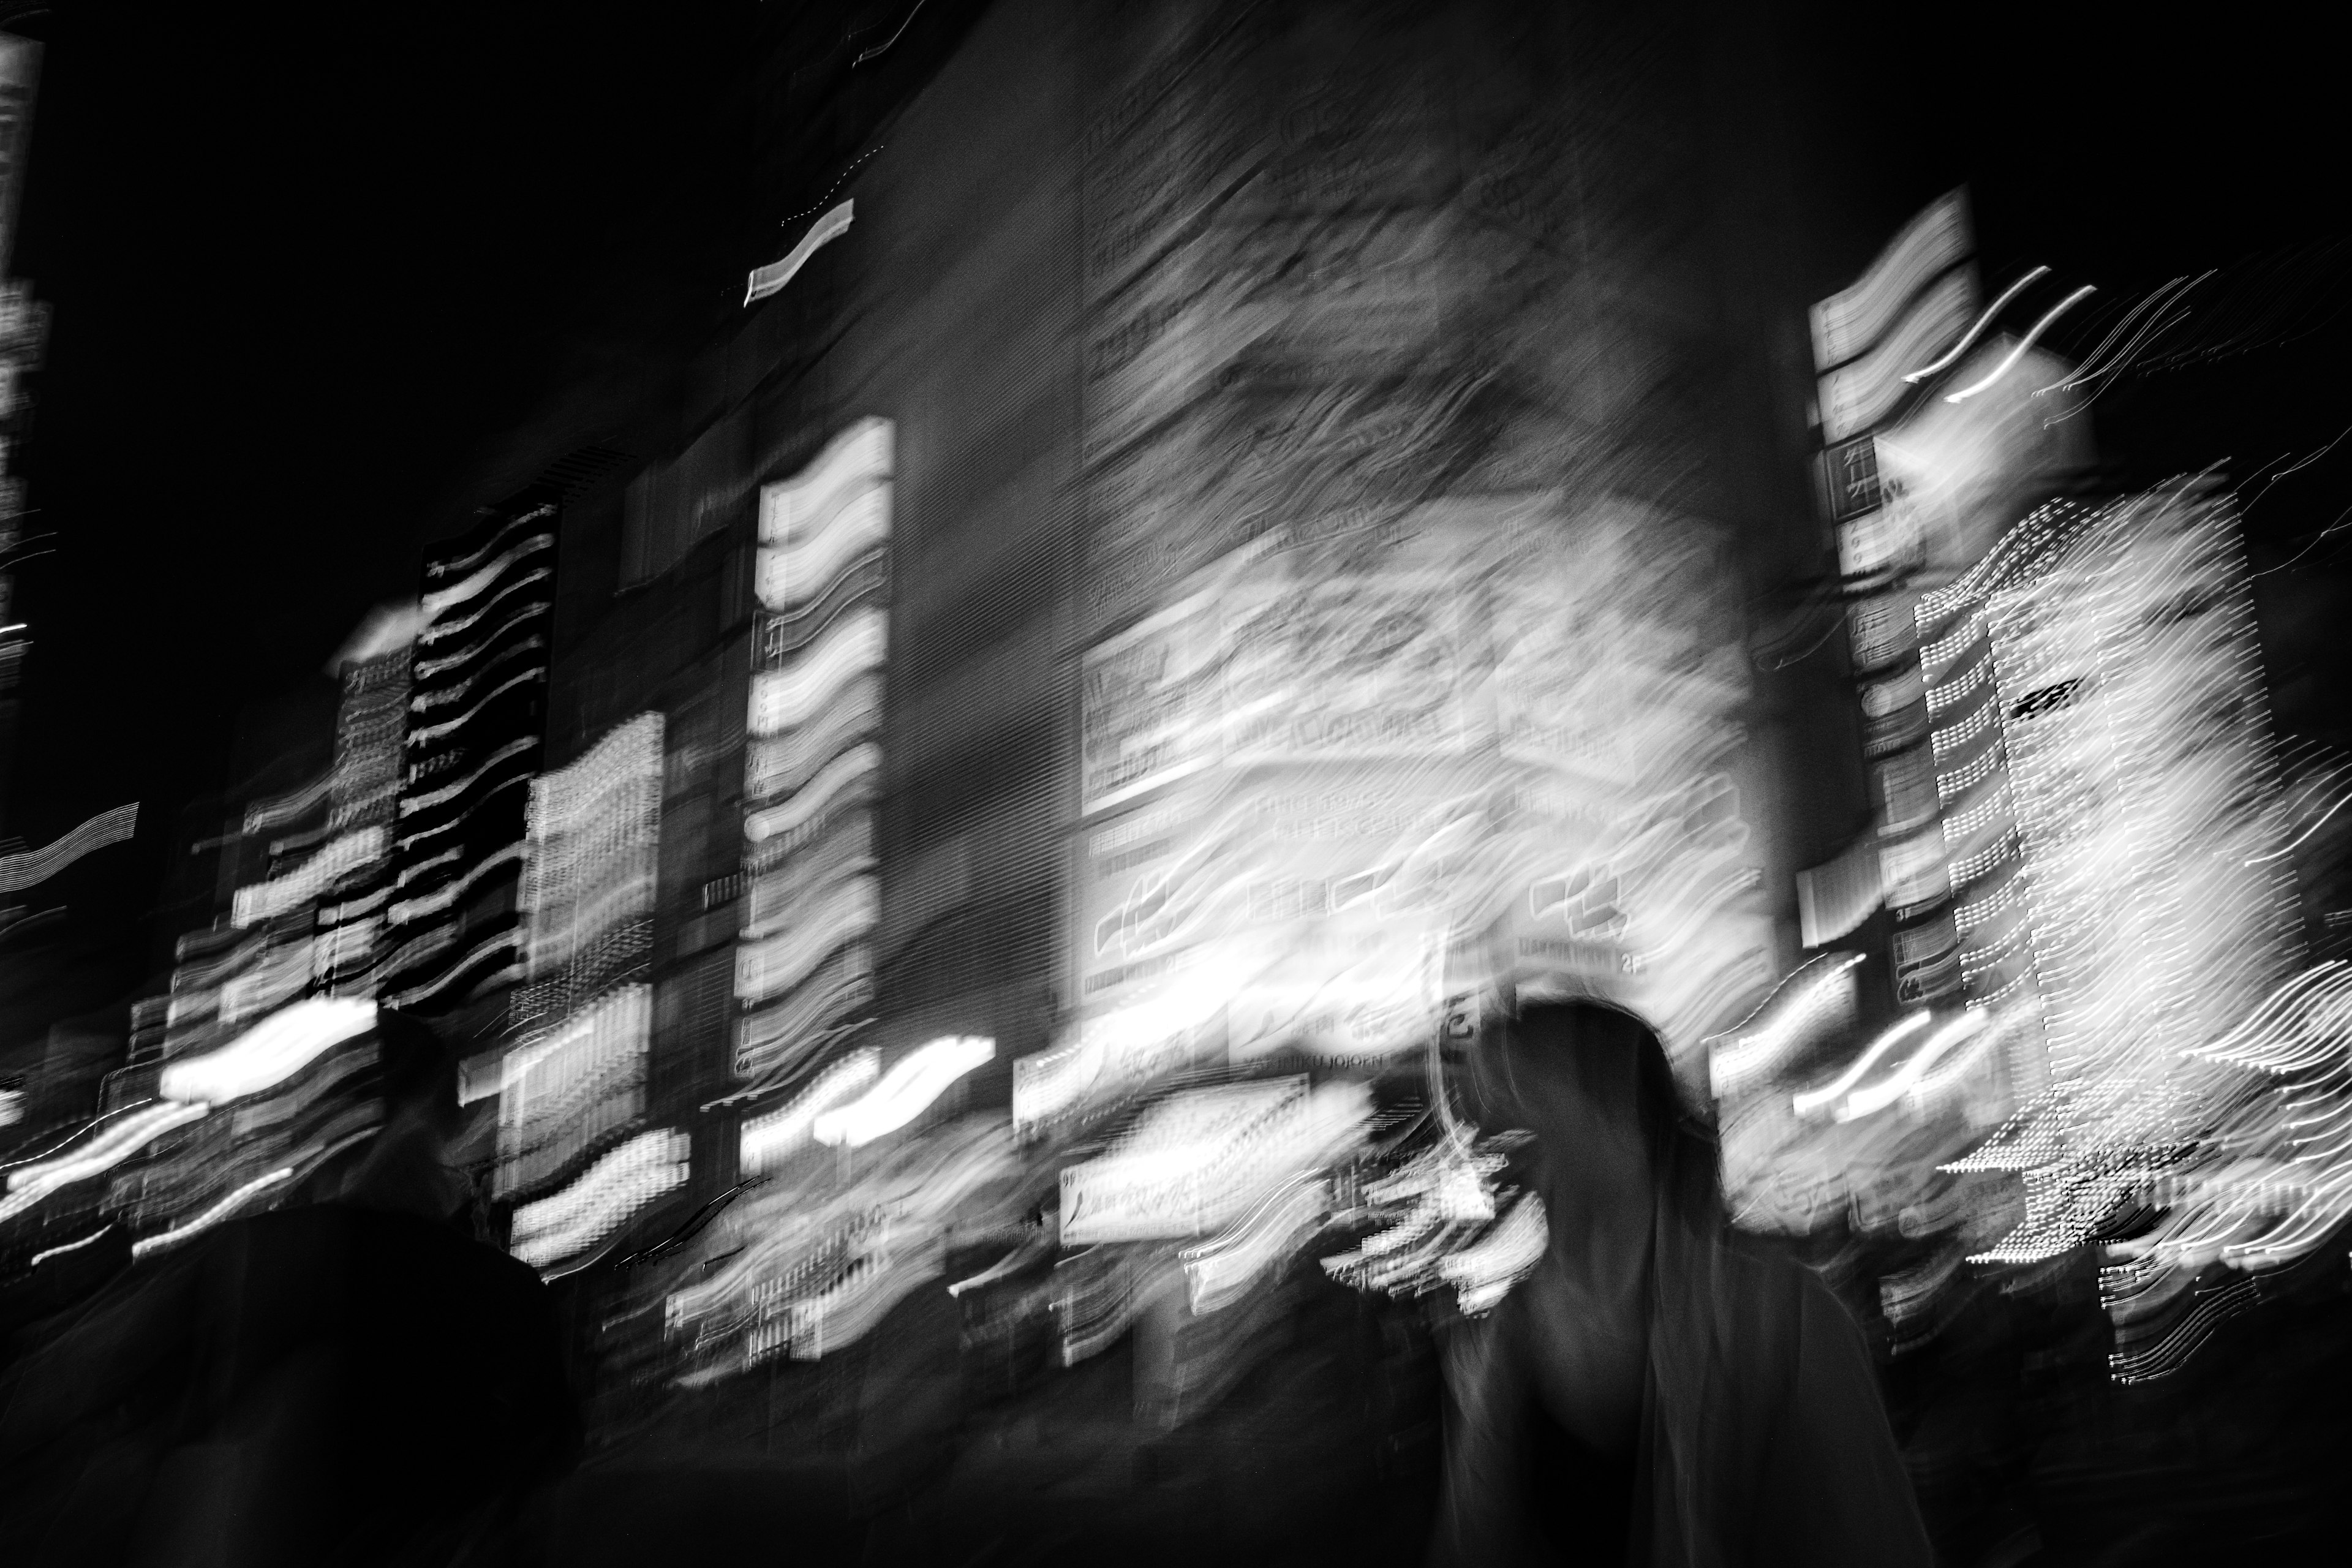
xmin=2 ymin=1 xmax=2345 ymax=1004
xmin=4 ymin=1 xmax=770 ymax=982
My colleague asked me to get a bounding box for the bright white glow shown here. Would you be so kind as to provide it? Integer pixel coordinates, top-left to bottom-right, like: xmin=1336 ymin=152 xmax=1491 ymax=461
xmin=230 ymin=828 xmax=388 ymax=928
xmin=516 ymin=713 xmax=663 ymax=1017
xmin=160 ymin=997 xmax=379 ymax=1106
xmin=495 ymin=985 xmax=652 ymax=1198
xmin=1944 ymin=286 xmax=2097 ymax=402
xmin=747 ymin=612 xmax=888 ymax=736
xmin=1836 ymin=1009 xmax=1993 ymax=1119
xmin=1438 ymin=1191 xmax=1550 ymax=1316
xmin=0 ymin=1101 xmax=211 ymax=1223
xmin=1063 ymin=1079 xmax=1369 ymax=1244
xmin=1792 ymin=1011 xmax=1932 ymax=1116
xmin=510 ymin=1127 xmax=692 ymax=1268
xmin=1809 ymin=189 xmax=1972 ymax=371
xmin=417 ymin=530 xmax=554 ymax=624
xmin=1904 ymin=266 xmax=2049 ymax=382
xmin=131 ymin=1168 xmax=295 ymax=1260
xmin=744 ymin=746 xmax=881 ymax=844
xmin=28 ymin=1225 xmax=113 ymax=1268
xmin=740 ymin=1049 xmax=880 ymax=1172
xmin=1183 ymin=1175 xmax=1329 ymax=1315
xmin=1708 ymin=952 xmax=1865 ymax=1095
xmin=812 ymin=1036 xmax=993 ymax=1148
xmin=744 ymin=200 xmax=854 ymax=306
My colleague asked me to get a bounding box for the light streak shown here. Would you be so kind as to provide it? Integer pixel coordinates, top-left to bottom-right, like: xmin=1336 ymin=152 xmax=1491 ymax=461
xmin=160 ymin=998 xmax=380 ymax=1106
xmin=739 ymin=1049 xmax=880 ymax=1172
xmin=402 ymin=669 xmax=545 ymax=750
xmin=1837 ymin=1009 xmax=1994 ymax=1120
xmin=1944 ymin=286 xmax=2097 ymax=403
xmin=745 ymin=201 xmax=855 ymax=306
xmin=244 ymin=769 xmax=335 ymax=834
xmin=812 ymin=1035 xmax=994 ymax=1148
xmin=743 ymin=745 xmax=881 ymax=844
xmin=1904 ymin=265 xmax=2050 ymax=382
xmin=2039 ymin=272 xmax=2211 ymax=397
xmin=947 ymin=1225 xmax=1051 ymax=1298
xmin=1181 ymin=1174 xmax=1330 ymax=1315
xmin=417 ymin=532 xmax=554 ymax=625
xmin=496 ymin=985 xmax=653 ymax=1197
xmin=747 ymin=612 xmax=888 ymax=736
xmin=230 ymin=827 xmax=388 ymax=927
xmin=1808 ymin=189 xmax=1972 ymax=371
xmin=0 ymin=802 xmax=140 ymax=894
xmin=1706 ymin=951 xmax=1864 ymax=1096
xmin=510 ymin=1127 xmax=692 ymax=1269
xmin=1064 ymin=1079 xmax=1369 ymax=1243
xmin=776 ymin=147 xmax=886 ymax=228
xmin=1436 ymin=1191 xmax=1548 ymax=1316
xmin=2247 ymin=782 xmax=2352 ymax=863
xmin=853 ymin=0 xmax=929 ymax=65
xmin=26 ymin=1225 xmax=113 ymax=1268
xmin=1792 ymin=1011 xmax=1932 ymax=1117
xmin=396 ymin=738 xmax=536 ymax=823
xmin=131 ymin=1168 xmax=295 ymax=1260
xmin=0 ymin=1102 xmax=211 ymax=1223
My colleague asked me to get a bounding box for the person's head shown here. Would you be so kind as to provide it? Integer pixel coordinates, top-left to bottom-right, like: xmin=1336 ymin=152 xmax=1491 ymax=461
xmin=321 ymin=1008 xmax=472 ymax=1225
xmin=1457 ymin=998 xmax=1717 ymax=1276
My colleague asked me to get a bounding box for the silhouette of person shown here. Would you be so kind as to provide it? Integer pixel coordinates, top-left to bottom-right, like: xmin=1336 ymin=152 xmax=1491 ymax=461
xmin=0 ymin=1010 xmax=578 ymax=1567
xmin=1427 ymin=1000 xmax=1932 ymax=1567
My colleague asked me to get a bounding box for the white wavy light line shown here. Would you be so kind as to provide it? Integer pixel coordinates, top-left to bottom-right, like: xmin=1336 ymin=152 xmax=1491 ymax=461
xmin=2247 ymin=785 xmax=2352 ymax=864
xmin=1793 ymin=1011 xmax=1932 ymax=1116
xmin=853 ymin=0 xmax=929 ymax=65
xmin=28 ymin=1225 xmax=114 ymax=1268
xmin=0 ymin=1102 xmax=213 ymax=1223
xmin=0 ymin=804 xmax=140 ymax=893
xmin=424 ymin=507 xmax=552 ymax=584
xmin=418 ymin=533 xmax=554 ymax=624
xmin=131 ymin=1168 xmax=295 ymax=1260
xmin=745 ymin=202 xmax=855 ymax=306
xmin=814 ymin=1036 xmax=994 ymax=1148
xmin=1904 ymin=265 xmax=2049 ymax=382
xmin=404 ymin=669 xmax=545 ymax=749
xmin=2043 ymin=272 xmax=2212 ymax=395
xmin=1945 ymin=286 xmax=2098 ymax=403
xmin=1839 ymin=1010 xmax=1993 ymax=1120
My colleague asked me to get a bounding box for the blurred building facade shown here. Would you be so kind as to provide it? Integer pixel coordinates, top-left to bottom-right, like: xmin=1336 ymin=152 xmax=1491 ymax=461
xmin=448 ymin=0 xmax=1849 ymax=1457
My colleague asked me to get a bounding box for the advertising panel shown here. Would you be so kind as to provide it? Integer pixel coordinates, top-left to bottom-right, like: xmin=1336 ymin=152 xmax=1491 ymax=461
xmin=1044 ymin=492 xmax=1768 ymax=1118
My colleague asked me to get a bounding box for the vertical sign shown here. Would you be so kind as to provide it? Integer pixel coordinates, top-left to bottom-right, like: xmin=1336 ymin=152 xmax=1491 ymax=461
xmin=734 ymin=420 xmax=894 ymax=1081
xmin=1795 ymin=190 xmax=1977 ymax=1003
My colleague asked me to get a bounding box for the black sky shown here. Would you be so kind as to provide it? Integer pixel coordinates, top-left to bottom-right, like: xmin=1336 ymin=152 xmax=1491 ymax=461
xmin=2 ymin=1 xmax=2346 ymax=1001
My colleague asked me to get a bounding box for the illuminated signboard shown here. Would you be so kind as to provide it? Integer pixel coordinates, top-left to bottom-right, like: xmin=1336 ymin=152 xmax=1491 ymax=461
xmin=513 ymin=712 xmax=663 ymax=1031
xmin=1041 ymin=494 xmax=1770 ymax=1122
xmin=734 ymin=421 xmax=893 ymax=1079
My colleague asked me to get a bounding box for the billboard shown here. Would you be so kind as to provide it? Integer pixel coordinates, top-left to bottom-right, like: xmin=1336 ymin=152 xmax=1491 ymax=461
xmin=1044 ymin=492 xmax=1770 ymax=1120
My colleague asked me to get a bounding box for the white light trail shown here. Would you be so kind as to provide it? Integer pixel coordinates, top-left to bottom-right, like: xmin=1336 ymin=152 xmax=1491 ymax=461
xmin=1904 ymin=265 xmax=2050 ymax=383
xmin=1945 ymin=286 xmax=2098 ymax=403
xmin=1792 ymin=1011 xmax=1932 ymax=1116
xmin=739 ymin=1049 xmax=881 ymax=1173
xmin=812 ymin=1036 xmax=994 ymax=1148
xmin=159 ymin=997 xmax=379 ymax=1106
xmin=131 ymin=1167 xmax=295 ymax=1260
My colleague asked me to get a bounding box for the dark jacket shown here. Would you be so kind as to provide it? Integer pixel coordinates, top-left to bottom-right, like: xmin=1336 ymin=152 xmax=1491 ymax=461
xmin=0 ymin=1204 xmax=578 ymax=1568
xmin=1432 ymin=1001 xmax=1932 ymax=1568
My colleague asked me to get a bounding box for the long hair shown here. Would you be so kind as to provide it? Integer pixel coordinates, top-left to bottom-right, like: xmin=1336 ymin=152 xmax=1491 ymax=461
xmin=1458 ymin=997 xmax=1723 ymax=1235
